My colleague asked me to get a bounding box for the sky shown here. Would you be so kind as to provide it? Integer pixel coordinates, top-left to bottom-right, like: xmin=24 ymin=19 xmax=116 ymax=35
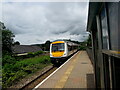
xmin=1 ymin=0 xmax=89 ymax=45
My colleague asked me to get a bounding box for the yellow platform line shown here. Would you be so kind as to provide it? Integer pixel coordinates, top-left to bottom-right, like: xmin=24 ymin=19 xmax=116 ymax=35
xmin=54 ymin=51 xmax=82 ymax=88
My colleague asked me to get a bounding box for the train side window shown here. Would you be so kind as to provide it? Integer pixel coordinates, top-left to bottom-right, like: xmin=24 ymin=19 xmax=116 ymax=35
xmin=70 ymin=46 xmax=72 ymax=51
xmin=68 ymin=45 xmax=71 ymax=51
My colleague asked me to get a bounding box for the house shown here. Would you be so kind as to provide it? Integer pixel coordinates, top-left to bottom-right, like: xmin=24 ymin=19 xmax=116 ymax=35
xmin=12 ymin=45 xmax=43 ymax=56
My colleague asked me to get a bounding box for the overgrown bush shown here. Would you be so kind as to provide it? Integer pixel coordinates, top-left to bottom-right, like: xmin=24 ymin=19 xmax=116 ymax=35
xmin=79 ymin=46 xmax=87 ymax=50
xmin=27 ymin=52 xmax=35 ymax=58
xmin=34 ymin=51 xmax=43 ymax=55
xmin=2 ymin=55 xmax=51 ymax=88
xmin=2 ymin=55 xmax=16 ymax=66
xmin=27 ymin=51 xmax=44 ymax=58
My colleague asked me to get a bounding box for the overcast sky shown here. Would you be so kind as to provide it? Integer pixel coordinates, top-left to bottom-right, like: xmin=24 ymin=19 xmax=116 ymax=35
xmin=1 ymin=1 xmax=89 ymax=45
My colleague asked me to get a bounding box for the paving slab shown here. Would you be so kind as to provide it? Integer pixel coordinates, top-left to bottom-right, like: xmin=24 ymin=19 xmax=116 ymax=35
xmin=36 ymin=51 xmax=95 ymax=89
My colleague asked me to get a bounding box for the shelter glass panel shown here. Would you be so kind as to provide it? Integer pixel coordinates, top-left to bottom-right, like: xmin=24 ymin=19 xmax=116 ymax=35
xmin=107 ymin=3 xmax=119 ymax=51
xmin=100 ymin=7 xmax=109 ymax=50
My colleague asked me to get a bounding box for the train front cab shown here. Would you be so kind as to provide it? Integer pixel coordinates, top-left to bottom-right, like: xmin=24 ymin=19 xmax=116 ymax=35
xmin=50 ymin=40 xmax=79 ymax=65
xmin=50 ymin=41 xmax=68 ymax=65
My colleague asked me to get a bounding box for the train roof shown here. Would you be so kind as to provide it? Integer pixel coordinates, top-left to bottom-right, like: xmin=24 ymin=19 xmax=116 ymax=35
xmin=66 ymin=41 xmax=79 ymax=46
xmin=52 ymin=39 xmax=79 ymax=46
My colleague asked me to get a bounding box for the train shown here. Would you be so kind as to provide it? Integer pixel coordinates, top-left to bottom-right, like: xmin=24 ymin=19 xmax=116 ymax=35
xmin=50 ymin=40 xmax=79 ymax=65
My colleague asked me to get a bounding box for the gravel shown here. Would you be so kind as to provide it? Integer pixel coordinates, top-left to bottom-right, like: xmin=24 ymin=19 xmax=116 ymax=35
xmin=10 ymin=64 xmax=53 ymax=88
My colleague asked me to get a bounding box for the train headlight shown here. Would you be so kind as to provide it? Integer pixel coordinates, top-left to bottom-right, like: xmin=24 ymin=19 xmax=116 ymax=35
xmin=64 ymin=53 xmax=66 ymax=55
xmin=63 ymin=53 xmax=67 ymax=57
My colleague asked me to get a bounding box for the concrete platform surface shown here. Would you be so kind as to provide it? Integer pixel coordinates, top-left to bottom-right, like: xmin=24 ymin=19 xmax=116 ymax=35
xmin=35 ymin=51 xmax=95 ymax=89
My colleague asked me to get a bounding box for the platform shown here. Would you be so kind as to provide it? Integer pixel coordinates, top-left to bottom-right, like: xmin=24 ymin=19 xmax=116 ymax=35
xmin=34 ymin=51 xmax=95 ymax=89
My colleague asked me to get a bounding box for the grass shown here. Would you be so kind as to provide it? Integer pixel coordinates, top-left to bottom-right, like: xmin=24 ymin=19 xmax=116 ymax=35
xmin=0 ymin=70 xmax=1 ymax=88
xmin=2 ymin=55 xmax=51 ymax=88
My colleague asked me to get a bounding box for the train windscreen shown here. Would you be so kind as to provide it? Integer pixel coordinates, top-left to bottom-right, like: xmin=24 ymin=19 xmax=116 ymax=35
xmin=52 ymin=43 xmax=64 ymax=52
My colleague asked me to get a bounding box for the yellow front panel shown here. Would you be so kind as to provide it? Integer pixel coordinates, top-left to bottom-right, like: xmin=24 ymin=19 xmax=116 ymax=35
xmin=52 ymin=51 xmax=64 ymax=57
xmin=52 ymin=41 xmax=64 ymax=44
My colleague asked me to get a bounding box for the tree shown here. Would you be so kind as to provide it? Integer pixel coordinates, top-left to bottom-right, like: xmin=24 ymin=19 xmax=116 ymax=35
xmin=14 ymin=41 xmax=20 ymax=45
xmin=86 ymin=35 xmax=92 ymax=47
xmin=2 ymin=29 xmax=15 ymax=53
xmin=45 ymin=40 xmax=51 ymax=51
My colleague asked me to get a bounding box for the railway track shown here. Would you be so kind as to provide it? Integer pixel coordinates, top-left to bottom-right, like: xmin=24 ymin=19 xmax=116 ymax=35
xmin=20 ymin=66 xmax=57 ymax=89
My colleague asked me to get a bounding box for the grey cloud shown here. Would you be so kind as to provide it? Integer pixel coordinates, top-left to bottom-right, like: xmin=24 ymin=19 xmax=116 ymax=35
xmin=2 ymin=2 xmax=89 ymax=45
